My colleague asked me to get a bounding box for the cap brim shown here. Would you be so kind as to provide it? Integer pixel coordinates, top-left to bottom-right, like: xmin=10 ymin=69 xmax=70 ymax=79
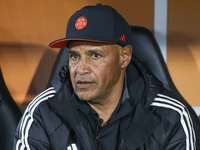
xmin=49 ymin=38 xmax=116 ymax=48
xmin=49 ymin=38 xmax=70 ymax=48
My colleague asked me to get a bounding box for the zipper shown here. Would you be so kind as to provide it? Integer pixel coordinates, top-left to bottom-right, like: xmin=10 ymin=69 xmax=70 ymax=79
xmin=96 ymin=118 xmax=102 ymax=150
xmin=95 ymin=118 xmax=106 ymax=150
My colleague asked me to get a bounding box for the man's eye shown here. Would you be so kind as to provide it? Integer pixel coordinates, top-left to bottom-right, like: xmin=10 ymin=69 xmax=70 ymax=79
xmin=70 ymin=54 xmax=79 ymax=59
xmin=92 ymin=53 xmax=101 ymax=59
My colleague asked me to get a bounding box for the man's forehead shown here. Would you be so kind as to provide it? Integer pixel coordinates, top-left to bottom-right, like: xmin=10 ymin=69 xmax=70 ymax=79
xmin=68 ymin=40 xmax=122 ymax=51
xmin=69 ymin=40 xmax=109 ymax=46
xmin=68 ymin=45 xmax=109 ymax=55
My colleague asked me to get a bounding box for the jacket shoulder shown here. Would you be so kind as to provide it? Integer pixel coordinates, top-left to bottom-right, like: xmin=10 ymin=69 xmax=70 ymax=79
xmin=150 ymin=89 xmax=196 ymax=150
xmin=14 ymin=87 xmax=58 ymax=149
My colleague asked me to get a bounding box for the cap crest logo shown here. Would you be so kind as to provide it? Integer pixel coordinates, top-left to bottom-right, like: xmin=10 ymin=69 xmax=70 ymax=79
xmin=75 ymin=16 xmax=87 ymax=30
xmin=119 ymin=34 xmax=126 ymax=42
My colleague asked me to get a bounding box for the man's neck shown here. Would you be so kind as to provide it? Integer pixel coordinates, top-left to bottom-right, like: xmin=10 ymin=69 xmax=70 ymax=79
xmin=87 ymin=71 xmax=127 ymax=125
xmin=89 ymin=100 xmax=119 ymax=126
xmin=87 ymin=83 xmax=124 ymax=126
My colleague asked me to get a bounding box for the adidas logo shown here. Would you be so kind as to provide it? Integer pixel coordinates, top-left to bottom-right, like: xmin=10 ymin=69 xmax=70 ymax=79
xmin=119 ymin=34 xmax=126 ymax=42
xmin=67 ymin=143 xmax=78 ymax=150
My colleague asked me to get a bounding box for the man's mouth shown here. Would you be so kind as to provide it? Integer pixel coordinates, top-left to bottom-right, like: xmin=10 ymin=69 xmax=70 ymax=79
xmin=76 ymin=81 xmax=94 ymax=88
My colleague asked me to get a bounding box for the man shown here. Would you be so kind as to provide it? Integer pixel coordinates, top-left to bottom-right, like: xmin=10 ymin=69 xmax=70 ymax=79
xmin=14 ymin=4 xmax=200 ymax=150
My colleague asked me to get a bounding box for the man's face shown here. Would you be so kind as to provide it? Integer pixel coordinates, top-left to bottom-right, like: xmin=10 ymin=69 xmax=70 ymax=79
xmin=68 ymin=41 xmax=124 ymax=103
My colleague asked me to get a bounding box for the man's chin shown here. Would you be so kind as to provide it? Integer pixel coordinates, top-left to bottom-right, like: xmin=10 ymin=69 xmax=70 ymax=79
xmin=75 ymin=87 xmax=95 ymax=98
xmin=76 ymin=92 xmax=94 ymax=102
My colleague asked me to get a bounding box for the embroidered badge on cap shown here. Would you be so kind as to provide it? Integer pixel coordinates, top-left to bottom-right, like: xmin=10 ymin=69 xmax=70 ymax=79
xmin=75 ymin=16 xmax=87 ymax=30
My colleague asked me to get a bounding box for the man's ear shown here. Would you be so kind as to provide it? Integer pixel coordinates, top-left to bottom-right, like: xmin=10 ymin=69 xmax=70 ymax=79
xmin=120 ymin=45 xmax=132 ymax=69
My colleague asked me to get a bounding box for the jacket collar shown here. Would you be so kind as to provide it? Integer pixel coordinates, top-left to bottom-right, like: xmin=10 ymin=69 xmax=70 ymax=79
xmin=117 ymin=57 xmax=163 ymax=149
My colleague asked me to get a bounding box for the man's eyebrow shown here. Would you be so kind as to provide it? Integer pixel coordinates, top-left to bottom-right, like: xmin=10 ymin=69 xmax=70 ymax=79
xmin=68 ymin=49 xmax=105 ymax=55
xmin=86 ymin=49 xmax=104 ymax=55
xmin=68 ymin=50 xmax=79 ymax=54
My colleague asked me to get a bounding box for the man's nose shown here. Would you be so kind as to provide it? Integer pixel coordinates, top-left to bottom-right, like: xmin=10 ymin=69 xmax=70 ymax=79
xmin=77 ymin=58 xmax=90 ymax=75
